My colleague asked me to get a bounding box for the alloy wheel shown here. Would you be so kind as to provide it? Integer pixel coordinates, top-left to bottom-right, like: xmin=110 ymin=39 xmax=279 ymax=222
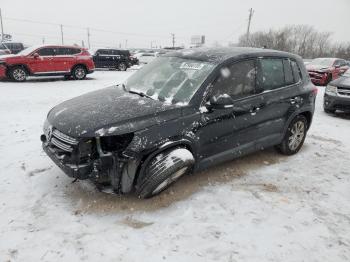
xmin=288 ymin=121 xmax=305 ymax=151
xmin=13 ymin=68 xmax=26 ymax=81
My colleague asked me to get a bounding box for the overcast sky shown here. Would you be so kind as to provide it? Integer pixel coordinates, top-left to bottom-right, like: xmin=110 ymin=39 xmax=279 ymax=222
xmin=1 ymin=0 xmax=349 ymax=49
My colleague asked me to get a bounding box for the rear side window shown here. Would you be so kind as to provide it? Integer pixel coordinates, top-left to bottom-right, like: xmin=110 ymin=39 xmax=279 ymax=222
xmin=212 ymin=59 xmax=257 ymax=100
xmin=258 ymin=58 xmax=285 ymax=90
xmin=283 ymin=59 xmax=294 ymax=85
xmin=37 ymin=48 xmax=54 ymax=56
xmin=291 ymin=60 xmax=302 ymax=83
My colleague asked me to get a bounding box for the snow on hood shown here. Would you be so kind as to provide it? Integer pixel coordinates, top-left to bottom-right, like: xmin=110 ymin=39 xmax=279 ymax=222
xmin=47 ymin=86 xmax=183 ymax=138
xmin=0 ymin=54 xmax=17 ymax=59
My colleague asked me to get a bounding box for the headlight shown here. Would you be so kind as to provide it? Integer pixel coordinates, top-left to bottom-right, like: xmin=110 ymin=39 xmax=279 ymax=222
xmin=325 ymin=85 xmax=337 ymax=96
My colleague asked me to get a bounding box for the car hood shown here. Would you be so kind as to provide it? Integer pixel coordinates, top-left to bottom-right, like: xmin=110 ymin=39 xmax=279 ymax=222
xmin=47 ymin=86 xmax=183 ymax=138
xmin=330 ymin=76 xmax=350 ymax=88
xmin=306 ymin=64 xmax=331 ymax=72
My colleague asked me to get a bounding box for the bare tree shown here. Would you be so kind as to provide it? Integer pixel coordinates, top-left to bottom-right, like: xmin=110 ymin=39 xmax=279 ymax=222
xmin=238 ymin=25 xmax=350 ymax=59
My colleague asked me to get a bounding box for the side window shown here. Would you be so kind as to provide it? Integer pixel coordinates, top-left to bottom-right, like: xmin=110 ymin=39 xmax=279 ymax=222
xmin=258 ymin=58 xmax=284 ymax=90
xmin=211 ymin=59 xmax=257 ymax=100
xmin=37 ymin=48 xmax=54 ymax=56
xmin=283 ymin=59 xmax=294 ymax=85
xmin=291 ymin=60 xmax=302 ymax=83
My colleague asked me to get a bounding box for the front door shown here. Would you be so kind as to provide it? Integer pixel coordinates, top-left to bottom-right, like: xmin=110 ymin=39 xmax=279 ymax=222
xmin=195 ymin=59 xmax=267 ymax=166
xmin=27 ymin=47 xmax=56 ymax=73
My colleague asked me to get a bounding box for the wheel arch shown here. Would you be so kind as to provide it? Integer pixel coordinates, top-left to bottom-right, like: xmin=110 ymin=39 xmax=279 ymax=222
xmin=133 ymin=139 xmax=195 ymax=188
xmin=71 ymin=63 xmax=88 ymax=73
xmin=7 ymin=64 xmax=31 ymax=75
xmin=283 ymin=109 xmax=313 ymax=136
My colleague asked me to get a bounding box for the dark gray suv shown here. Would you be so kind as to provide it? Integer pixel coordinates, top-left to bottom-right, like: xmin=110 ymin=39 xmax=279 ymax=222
xmin=41 ymin=47 xmax=317 ymax=198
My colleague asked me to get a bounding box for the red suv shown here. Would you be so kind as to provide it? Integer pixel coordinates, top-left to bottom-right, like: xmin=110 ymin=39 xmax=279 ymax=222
xmin=0 ymin=45 xmax=95 ymax=82
xmin=306 ymin=58 xmax=349 ymax=86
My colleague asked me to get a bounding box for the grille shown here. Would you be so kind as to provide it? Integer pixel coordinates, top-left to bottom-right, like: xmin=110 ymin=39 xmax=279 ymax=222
xmin=50 ymin=129 xmax=78 ymax=152
xmin=337 ymin=87 xmax=350 ymax=97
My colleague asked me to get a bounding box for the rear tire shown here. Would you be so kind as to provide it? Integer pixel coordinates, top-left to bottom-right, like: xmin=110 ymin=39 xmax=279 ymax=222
xmin=118 ymin=62 xmax=127 ymax=71
xmin=9 ymin=66 xmax=27 ymax=82
xmin=276 ymin=115 xmax=308 ymax=155
xmin=72 ymin=65 xmax=87 ymax=80
xmin=136 ymin=148 xmax=194 ymax=199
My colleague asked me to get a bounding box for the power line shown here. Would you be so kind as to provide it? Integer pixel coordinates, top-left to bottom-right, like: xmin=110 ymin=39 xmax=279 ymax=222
xmin=3 ymin=16 xmax=189 ymax=40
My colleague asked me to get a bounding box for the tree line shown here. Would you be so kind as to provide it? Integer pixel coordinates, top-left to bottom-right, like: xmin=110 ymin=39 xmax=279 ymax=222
xmin=238 ymin=25 xmax=350 ymax=60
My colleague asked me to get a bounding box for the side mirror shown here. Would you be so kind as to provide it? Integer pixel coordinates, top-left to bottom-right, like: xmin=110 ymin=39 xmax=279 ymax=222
xmin=207 ymin=94 xmax=235 ymax=110
xmin=95 ymin=52 xmax=100 ymax=56
xmin=33 ymin=53 xmax=40 ymax=59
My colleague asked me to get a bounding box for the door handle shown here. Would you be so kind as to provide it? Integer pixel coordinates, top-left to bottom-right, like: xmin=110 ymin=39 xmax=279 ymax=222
xmin=250 ymin=106 xmax=261 ymax=115
xmin=290 ymin=97 xmax=302 ymax=105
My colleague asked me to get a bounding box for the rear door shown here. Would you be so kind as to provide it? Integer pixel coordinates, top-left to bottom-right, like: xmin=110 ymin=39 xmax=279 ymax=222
xmin=254 ymin=57 xmax=303 ymax=148
xmin=51 ymin=47 xmax=79 ymax=72
xmin=27 ymin=47 xmax=56 ymax=73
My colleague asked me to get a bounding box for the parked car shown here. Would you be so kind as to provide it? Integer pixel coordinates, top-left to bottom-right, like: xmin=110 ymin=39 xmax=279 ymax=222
xmin=134 ymin=52 xmax=158 ymax=64
xmin=306 ymin=58 xmax=349 ymax=86
xmin=0 ymin=45 xmax=95 ymax=82
xmin=41 ymin=47 xmax=317 ymax=198
xmin=0 ymin=42 xmax=11 ymax=55
xmin=92 ymin=49 xmax=138 ymax=71
xmin=324 ymin=68 xmax=350 ymax=113
xmin=2 ymin=42 xmax=25 ymax=54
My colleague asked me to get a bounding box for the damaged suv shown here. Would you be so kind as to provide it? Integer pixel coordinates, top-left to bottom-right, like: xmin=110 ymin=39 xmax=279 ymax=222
xmin=41 ymin=47 xmax=317 ymax=198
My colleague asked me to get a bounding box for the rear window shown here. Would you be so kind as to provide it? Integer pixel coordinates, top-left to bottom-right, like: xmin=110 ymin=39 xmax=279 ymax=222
xmin=258 ymin=58 xmax=303 ymax=91
xmin=55 ymin=48 xmax=81 ymax=55
xmin=258 ymin=58 xmax=285 ymax=90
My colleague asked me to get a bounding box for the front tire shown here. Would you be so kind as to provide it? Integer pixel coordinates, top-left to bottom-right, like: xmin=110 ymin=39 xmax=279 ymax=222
xmin=136 ymin=148 xmax=194 ymax=199
xmin=324 ymin=108 xmax=335 ymax=114
xmin=276 ymin=115 xmax=308 ymax=155
xmin=10 ymin=66 xmax=27 ymax=82
xmin=72 ymin=66 xmax=87 ymax=80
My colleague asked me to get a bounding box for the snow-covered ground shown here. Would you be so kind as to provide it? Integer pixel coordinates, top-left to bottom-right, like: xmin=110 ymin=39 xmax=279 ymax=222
xmin=0 ymin=71 xmax=349 ymax=262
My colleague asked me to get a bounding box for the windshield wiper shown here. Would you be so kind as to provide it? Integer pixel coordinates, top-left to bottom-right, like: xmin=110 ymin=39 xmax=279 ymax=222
xmin=119 ymin=84 xmax=155 ymax=100
xmin=128 ymin=89 xmax=154 ymax=100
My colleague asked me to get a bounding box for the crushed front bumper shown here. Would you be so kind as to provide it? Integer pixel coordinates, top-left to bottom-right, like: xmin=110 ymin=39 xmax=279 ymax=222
xmin=308 ymin=71 xmax=329 ymax=85
xmin=0 ymin=64 xmax=7 ymax=79
xmin=42 ymin=141 xmax=93 ymax=179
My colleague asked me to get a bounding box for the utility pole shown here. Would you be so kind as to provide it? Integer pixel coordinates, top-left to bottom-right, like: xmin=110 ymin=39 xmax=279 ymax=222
xmin=246 ymin=8 xmax=254 ymax=45
xmin=60 ymin=24 xmax=64 ymax=45
xmin=87 ymin=28 xmax=91 ymax=49
xmin=171 ymin=33 xmax=175 ymax=48
xmin=0 ymin=8 xmax=4 ymax=42
xmin=42 ymin=37 xmax=45 ymax=44
xmin=125 ymin=39 xmax=128 ymax=48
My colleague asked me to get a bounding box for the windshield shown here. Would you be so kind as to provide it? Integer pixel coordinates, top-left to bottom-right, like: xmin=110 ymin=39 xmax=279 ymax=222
xmin=309 ymin=58 xmax=335 ymax=67
xmin=18 ymin=46 xmax=41 ymax=56
xmin=124 ymin=57 xmax=215 ymax=104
